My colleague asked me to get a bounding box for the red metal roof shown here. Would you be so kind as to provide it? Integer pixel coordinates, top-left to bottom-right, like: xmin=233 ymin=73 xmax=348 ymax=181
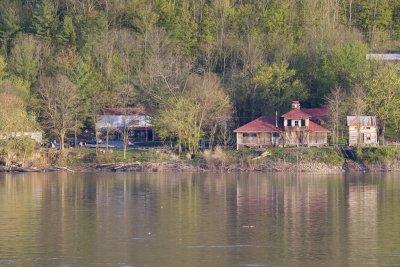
xmin=234 ymin=116 xmax=284 ymax=133
xmin=102 ymin=106 xmax=151 ymax=116
xmin=282 ymin=109 xmax=311 ymax=119
xmin=309 ymin=121 xmax=330 ymax=132
xmin=234 ymin=115 xmax=329 ymax=133
xmin=302 ymin=108 xmax=329 ymax=119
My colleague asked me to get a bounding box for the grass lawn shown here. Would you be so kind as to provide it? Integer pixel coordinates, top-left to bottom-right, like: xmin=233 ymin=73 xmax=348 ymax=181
xmin=64 ymin=147 xmax=168 ymax=165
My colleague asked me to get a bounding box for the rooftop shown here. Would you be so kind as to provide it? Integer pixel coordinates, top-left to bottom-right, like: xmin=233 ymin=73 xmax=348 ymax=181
xmin=282 ymin=109 xmax=311 ymax=119
xmin=234 ymin=116 xmax=284 ymax=133
xmin=366 ymin=54 xmax=400 ymax=61
xmin=234 ymin=116 xmax=329 ymax=133
xmin=309 ymin=121 xmax=329 ymax=132
xmin=302 ymin=107 xmax=329 ymax=119
xmin=347 ymin=116 xmax=377 ymax=127
xmin=102 ymin=106 xmax=151 ymax=116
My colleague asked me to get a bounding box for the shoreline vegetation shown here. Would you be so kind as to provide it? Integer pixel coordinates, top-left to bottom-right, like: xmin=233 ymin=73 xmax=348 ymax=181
xmin=2 ymin=146 xmax=400 ymax=174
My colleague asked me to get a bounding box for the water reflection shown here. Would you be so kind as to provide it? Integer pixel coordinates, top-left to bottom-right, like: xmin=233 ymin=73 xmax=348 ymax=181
xmin=0 ymin=172 xmax=399 ymax=266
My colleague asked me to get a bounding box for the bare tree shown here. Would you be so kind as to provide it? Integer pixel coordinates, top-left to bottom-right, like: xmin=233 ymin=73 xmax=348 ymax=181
xmin=325 ymin=86 xmax=346 ymax=145
xmin=350 ymin=85 xmax=367 ymax=149
xmin=113 ymin=83 xmax=136 ymax=159
xmin=36 ymin=74 xmax=80 ymax=151
xmin=136 ymin=28 xmax=193 ymax=109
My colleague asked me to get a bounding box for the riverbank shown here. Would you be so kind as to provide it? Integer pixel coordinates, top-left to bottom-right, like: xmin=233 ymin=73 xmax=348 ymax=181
xmin=0 ymin=161 xmax=342 ymax=173
xmin=2 ymin=146 xmax=400 ymax=173
xmin=0 ymin=147 xmax=343 ymax=173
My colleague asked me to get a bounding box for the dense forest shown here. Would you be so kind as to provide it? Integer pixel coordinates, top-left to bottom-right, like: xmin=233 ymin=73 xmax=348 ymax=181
xmin=1 ymin=0 xmax=400 ymax=152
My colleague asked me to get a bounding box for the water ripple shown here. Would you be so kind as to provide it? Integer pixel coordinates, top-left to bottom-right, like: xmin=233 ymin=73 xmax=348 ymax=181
xmin=187 ymin=244 xmax=257 ymax=249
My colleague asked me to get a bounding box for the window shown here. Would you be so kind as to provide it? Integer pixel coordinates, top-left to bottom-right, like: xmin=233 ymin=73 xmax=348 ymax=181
xmin=287 ymin=120 xmax=292 ymax=126
xmin=366 ymin=127 xmax=371 ymax=130
xmin=243 ymin=133 xmax=257 ymax=137
xmin=294 ymin=120 xmax=299 ymax=126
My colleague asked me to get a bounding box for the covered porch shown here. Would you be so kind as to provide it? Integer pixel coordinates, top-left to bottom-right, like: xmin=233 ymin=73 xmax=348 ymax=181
xmin=236 ymin=132 xmax=282 ymax=149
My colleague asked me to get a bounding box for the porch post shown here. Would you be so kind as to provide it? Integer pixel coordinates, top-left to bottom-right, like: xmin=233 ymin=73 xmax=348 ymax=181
xmin=236 ymin=132 xmax=239 ymax=150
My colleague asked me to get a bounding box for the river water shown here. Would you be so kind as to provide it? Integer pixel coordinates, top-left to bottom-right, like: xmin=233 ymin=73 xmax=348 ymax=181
xmin=0 ymin=172 xmax=400 ymax=267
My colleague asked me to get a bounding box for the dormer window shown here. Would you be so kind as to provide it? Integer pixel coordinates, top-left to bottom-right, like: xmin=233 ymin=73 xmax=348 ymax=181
xmin=294 ymin=120 xmax=299 ymax=126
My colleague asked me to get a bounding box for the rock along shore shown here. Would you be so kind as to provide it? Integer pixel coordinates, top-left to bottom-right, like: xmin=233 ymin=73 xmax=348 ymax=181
xmin=0 ymin=161 xmax=343 ymax=173
xmin=1 ymin=161 xmax=397 ymax=173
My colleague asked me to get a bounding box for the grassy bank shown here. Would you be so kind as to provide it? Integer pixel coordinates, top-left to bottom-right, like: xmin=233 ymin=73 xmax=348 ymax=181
xmin=225 ymin=147 xmax=343 ymax=164
xmin=55 ymin=148 xmax=177 ymax=167
xmin=201 ymin=147 xmax=344 ymax=171
xmin=1 ymin=145 xmax=347 ymax=172
xmin=357 ymin=147 xmax=400 ymax=165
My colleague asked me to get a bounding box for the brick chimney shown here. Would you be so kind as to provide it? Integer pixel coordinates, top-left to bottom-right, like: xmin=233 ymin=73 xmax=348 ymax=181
xmin=292 ymin=100 xmax=300 ymax=110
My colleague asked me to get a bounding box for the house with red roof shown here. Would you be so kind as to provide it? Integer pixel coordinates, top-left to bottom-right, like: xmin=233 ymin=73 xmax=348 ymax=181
xmin=234 ymin=101 xmax=329 ymax=149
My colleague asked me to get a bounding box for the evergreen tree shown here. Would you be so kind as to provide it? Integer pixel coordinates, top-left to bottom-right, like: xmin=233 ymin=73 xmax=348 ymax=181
xmin=32 ymin=0 xmax=57 ymax=40
xmin=55 ymin=16 xmax=77 ymax=47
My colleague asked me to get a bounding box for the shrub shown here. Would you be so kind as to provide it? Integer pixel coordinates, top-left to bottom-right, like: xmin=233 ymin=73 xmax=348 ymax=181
xmin=359 ymin=147 xmax=400 ymax=164
xmin=0 ymin=136 xmax=38 ymax=167
xmin=202 ymin=145 xmax=228 ymax=170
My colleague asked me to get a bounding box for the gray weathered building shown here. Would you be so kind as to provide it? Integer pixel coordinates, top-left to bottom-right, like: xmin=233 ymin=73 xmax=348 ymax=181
xmin=347 ymin=116 xmax=378 ymax=146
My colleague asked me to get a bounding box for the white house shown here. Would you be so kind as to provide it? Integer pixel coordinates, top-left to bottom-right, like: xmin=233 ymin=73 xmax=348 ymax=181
xmin=96 ymin=107 xmax=154 ymax=142
xmin=0 ymin=132 xmax=43 ymax=143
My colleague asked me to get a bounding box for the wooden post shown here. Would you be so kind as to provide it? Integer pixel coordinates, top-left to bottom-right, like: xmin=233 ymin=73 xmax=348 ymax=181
xmin=236 ymin=132 xmax=239 ymax=150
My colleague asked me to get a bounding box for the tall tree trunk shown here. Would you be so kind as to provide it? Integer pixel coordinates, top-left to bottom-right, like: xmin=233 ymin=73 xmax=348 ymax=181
xmin=209 ymin=124 xmax=218 ymax=149
xmin=60 ymin=132 xmax=65 ymax=151
xmin=95 ymin=128 xmax=100 ymax=155
xmin=123 ymin=128 xmax=128 ymax=160
xmin=106 ymin=128 xmax=109 ymax=151
xmin=380 ymin=121 xmax=385 ymax=146
xmin=74 ymin=113 xmax=78 ymax=148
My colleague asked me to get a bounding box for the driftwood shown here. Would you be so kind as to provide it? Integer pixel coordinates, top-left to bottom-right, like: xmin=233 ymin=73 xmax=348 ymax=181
xmin=0 ymin=166 xmax=72 ymax=173
xmin=0 ymin=166 xmax=40 ymax=173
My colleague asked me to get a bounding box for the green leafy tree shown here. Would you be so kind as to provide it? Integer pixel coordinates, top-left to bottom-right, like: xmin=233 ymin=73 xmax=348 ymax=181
xmin=154 ymin=73 xmax=232 ymax=154
xmin=154 ymin=96 xmax=200 ymax=154
xmin=253 ymin=61 xmax=308 ymax=115
xmin=156 ymin=0 xmax=198 ymax=54
xmin=353 ymin=0 xmax=393 ymax=42
xmin=365 ymin=64 xmax=400 ymax=144
xmin=0 ymin=136 xmax=37 ymax=167
xmin=0 ymin=55 xmax=6 ymax=79
xmin=0 ymin=92 xmax=34 ymax=135
xmin=319 ymin=42 xmax=369 ymax=90
xmin=126 ymin=0 xmax=158 ymax=52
